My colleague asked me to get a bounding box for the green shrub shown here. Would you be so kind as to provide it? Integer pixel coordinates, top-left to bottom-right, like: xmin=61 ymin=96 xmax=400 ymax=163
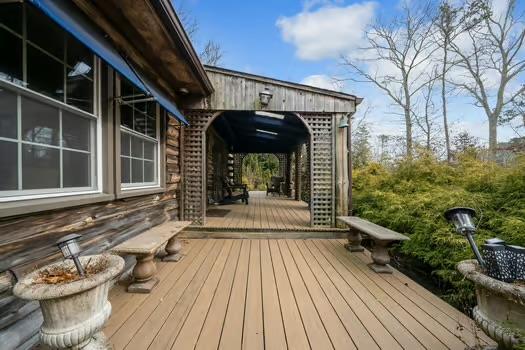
xmin=353 ymin=154 xmax=525 ymax=309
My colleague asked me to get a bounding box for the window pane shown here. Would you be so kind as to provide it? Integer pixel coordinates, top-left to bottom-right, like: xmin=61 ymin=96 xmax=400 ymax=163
xmin=0 ymin=88 xmax=18 ymax=139
xmin=27 ymin=45 xmax=64 ymax=101
xmin=22 ymin=97 xmax=59 ymax=146
xmin=62 ymin=111 xmax=90 ymax=151
xmin=144 ymin=161 xmax=154 ymax=183
xmin=0 ymin=140 xmax=18 ymax=190
xmin=22 ymin=144 xmax=59 ymax=189
xmin=121 ymin=157 xmax=130 ymax=183
xmin=67 ymin=75 xmax=93 ymax=113
xmin=134 ymin=108 xmax=146 ymax=134
xmin=121 ymin=132 xmax=130 ymax=156
xmin=131 ymin=135 xmax=143 ymax=158
xmin=27 ymin=5 xmax=64 ymax=58
xmin=21 ymin=97 xmax=59 ymax=145
xmin=144 ymin=141 xmax=155 ymax=160
xmin=0 ymin=28 xmax=23 ymax=84
xmin=131 ymin=159 xmax=143 ymax=183
xmin=146 ymin=117 xmax=156 ymax=138
xmin=67 ymin=35 xmax=93 ymax=79
xmin=63 ymin=150 xmax=90 ymax=187
xmin=66 ymin=36 xmax=93 ymax=113
xmin=120 ymin=104 xmax=133 ymax=129
xmin=0 ymin=3 xmax=22 ymax=34
xmin=120 ymin=78 xmax=135 ymax=98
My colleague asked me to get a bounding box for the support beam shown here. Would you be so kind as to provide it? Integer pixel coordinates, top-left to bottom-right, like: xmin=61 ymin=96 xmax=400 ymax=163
xmin=335 ymin=113 xmax=350 ymax=223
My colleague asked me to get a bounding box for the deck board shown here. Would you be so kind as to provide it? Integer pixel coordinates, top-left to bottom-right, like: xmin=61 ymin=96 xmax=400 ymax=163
xmin=199 ymin=191 xmax=316 ymax=231
xmin=106 ymin=239 xmax=495 ymax=350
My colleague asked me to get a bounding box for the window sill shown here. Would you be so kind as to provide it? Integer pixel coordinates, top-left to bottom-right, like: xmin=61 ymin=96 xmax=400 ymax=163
xmin=117 ymin=186 xmax=166 ymax=199
xmin=0 ymin=193 xmax=115 ymax=219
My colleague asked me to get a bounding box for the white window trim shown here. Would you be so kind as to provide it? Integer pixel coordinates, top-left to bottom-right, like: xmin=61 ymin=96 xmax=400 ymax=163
xmin=0 ymin=57 xmax=103 ymax=203
xmin=118 ymin=97 xmax=162 ymax=190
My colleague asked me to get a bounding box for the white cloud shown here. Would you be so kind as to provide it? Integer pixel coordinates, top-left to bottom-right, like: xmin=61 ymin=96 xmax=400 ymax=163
xmin=300 ymin=74 xmax=342 ymax=90
xmin=276 ymin=2 xmax=377 ymax=60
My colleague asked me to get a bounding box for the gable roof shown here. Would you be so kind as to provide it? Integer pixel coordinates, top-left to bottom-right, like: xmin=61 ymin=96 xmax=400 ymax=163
xmin=186 ymin=66 xmax=362 ymax=113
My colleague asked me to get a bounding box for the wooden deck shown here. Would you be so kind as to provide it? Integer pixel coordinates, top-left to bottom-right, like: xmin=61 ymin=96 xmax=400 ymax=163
xmin=190 ymin=191 xmax=345 ymax=232
xmin=106 ymin=239 xmax=494 ymax=350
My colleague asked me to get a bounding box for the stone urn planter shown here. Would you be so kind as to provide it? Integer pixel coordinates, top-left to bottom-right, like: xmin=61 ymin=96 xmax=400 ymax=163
xmin=458 ymin=259 xmax=525 ymax=349
xmin=13 ymin=254 xmax=124 ymax=350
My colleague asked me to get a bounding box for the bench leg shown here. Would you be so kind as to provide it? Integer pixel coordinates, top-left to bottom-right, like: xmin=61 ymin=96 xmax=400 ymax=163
xmin=345 ymin=229 xmax=364 ymax=252
xmin=163 ymin=237 xmax=183 ymax=262
xmin=369 ymin=240 xmax=393 ymax=273
xmin=128 ymin=253 xmax=159 ymax=293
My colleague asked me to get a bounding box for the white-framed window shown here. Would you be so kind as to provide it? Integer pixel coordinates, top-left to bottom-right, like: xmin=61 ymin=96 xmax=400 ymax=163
xmin=119 ymin=79 xmax=160 ymax=189
xmin=0 ymin=2 xmax=99 ymax=201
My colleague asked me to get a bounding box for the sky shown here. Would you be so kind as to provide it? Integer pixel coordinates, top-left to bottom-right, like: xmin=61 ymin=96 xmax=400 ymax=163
xmin=177 ymin=0 xmax=524 ymax=147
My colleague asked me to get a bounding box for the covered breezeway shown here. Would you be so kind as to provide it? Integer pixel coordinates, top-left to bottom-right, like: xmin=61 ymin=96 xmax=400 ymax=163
xmin=182 ymin=66 xmax=362 ymax=228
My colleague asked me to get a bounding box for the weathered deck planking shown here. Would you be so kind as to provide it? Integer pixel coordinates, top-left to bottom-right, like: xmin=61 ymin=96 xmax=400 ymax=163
xmin=106 ymin=238 xmax=495 ymax=350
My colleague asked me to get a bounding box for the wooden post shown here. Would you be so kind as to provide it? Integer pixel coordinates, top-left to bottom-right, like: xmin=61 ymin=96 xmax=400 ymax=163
xmin=294 ymin=145 xmax=301 ymax=200
xmin=347 ymin=113 xmax=353 ymax=215
xmin=335 ymin=113 xmax=349 ymax=223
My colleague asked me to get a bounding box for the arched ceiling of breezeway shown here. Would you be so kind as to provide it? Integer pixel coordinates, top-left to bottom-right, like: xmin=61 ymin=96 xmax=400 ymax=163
xmin=210 ymin=111 xmax=310 ymax=153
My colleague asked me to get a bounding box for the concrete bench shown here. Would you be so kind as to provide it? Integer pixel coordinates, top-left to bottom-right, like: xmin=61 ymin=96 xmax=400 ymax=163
xmin=337 ymin=216 xmax=409 ymax=273
xmin=111 ymin=221 xmax=191 ymax=293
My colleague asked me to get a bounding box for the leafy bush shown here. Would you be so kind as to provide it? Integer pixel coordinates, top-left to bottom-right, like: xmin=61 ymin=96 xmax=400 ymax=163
xmin=353 ymin=153 xmax=525 ymax=309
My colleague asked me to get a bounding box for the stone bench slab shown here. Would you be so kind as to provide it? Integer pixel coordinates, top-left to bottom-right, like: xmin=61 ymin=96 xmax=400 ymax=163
xmin=337 ymin=216 xmax=409 ymax=273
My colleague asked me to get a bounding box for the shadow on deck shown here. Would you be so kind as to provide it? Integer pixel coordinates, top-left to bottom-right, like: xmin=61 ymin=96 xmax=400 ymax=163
xmin=106 ymin=238 xmax=494 ymax=350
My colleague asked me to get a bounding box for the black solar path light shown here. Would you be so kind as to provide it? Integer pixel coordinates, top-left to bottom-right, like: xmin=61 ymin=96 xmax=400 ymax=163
xmin=56 ymin=233 xmax=85 ymax=277
xmin=444 ymin=207 xmax=485 ymax=269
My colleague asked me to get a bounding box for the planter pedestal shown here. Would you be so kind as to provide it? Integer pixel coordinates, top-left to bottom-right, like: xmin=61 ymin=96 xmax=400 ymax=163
xmin=14 ymin=255 xmax=124 ymax=350
xmin=458 ymin=259 xmax=525 ymax=349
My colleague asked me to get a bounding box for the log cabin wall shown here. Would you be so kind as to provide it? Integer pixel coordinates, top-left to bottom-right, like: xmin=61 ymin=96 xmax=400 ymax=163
xmin=0 ymin=115 xmax=182 ymax=349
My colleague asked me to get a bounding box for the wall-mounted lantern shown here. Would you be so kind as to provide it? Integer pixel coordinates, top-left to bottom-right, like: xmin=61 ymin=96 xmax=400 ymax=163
xmin=444 ymin=207 xmax=485 ymax=268
xmin=338 ymin=115 xmax=349 ymax=128
xmin=56 ymin=234 xmax=85 ymax=277
xmin=259 ymin=88 xmax=273 ymax=106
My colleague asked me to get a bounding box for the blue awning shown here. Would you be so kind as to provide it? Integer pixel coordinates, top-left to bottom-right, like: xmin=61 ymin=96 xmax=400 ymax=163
xmin=28 ymin=0 xmax=188 ymax=125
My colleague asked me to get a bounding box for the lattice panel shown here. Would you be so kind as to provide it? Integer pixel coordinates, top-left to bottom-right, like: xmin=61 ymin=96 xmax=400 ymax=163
xmin=303 ymin=113 xmax=334 ymax=227
xmin=183 ymin=111 xmax=214 ymax=223
xmin=233 ymin=153 xmax=246 ymax=184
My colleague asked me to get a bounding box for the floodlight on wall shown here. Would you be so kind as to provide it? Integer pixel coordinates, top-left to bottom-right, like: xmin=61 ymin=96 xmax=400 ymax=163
xmin=259 ymin=88 xmax=273 ymax=106
xmin=444 ymin=207 xmax=485 ymax=268
xmin=56 ymin=234 xmax=85 ymax=277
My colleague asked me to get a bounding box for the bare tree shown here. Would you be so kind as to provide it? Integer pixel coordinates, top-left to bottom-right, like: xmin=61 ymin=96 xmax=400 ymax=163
xmin=174 ymin=1 xmax=198 ymax=40
xmin=413 ymin=70 xmax=440 ymax=150
xmin=341 ymin=1 xmax=438 ymax=157
xmin=200 ymin=40 xmax=224 ymax=66
xmin=448 ymin=0 xmax=525 ymax=159
xmin=434 ymin=0 xmax=487 ymax=162
xmin=174 ymin=1 xmax=224 ymax=66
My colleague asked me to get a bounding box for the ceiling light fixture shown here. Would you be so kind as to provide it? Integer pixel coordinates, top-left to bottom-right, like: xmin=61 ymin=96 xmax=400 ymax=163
xmin=256 ymin=129 xmax=278 ymax=136
xmin=255 ymin=111 xmax=285 ymax=120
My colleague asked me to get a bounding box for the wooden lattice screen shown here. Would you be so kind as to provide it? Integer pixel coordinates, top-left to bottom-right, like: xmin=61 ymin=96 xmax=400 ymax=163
xmin=183 ymin=111 xmax=334 ymax=227
xmin=303 ymin=113 xmax=334 ymax=227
